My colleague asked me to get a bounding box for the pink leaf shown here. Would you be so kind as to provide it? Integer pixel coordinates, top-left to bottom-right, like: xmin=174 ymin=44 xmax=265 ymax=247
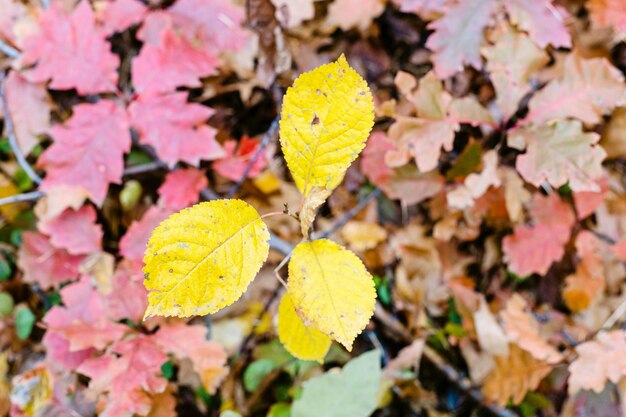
xmin=167 ymin=0 xmax=248 ymax=55
xmin=213 ymin=136 xmax=270 ymax=181
xmin=97 ymin=0 xmax=148 ymax=35
xmin=611 ymin=240 xmax=626 ymax=262
xmin=104 ymin=259 xmax=148 ymax=322
xmin=38 ymin=100 xmax=131 ymax=206
xmin=425 ymin=0 xmax=498 ymax=78
xmin=158 ymin=168 xmax=208 ymax=210
xmin=132 ymin=16 xmax=219 ymax=94
xmin=3 ymin=71 xmax=51 ymax=155
xmin=17 ymin=231 xmax=83 ymax=290
xmin=128 ymin=92 xmax=224 ymax=166
xmin=119 ymin=206 xmax=174 ymax=261
xmin=503 ymin=194 xmax=574 ymax=276
xmin=20 ymin=1 xmax=119 ymax=94
xmin=43 ymin=331 xmax=94 ymax=371
xmin=78 ymin=335 xmax=168 ymax=417
xmin=154 ymin=322 xmax=228 ymax=393
xmin=39 ymin=205 xmax=103 ymax=255
xmin=44 ymin=276 xmax=128 ymax=351
xmin=502 ymin=0 xmax=571 ymax=49
xmin=573 ymin=177 xmax=608 ymax=219
xmin=361 ymin=132 xmax=395 ymax=187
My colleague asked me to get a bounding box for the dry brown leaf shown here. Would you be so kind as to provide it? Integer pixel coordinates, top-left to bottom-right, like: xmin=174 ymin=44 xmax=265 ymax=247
xmin=602 ymin=106 xmax=626 ymax=159
xmin=341 ymin=221 xmax=387 ymax=251
xmin=500 ymin=294 xmax=563 ymax=364
xmin=473 ymin=295 xmax=509 ymax=357
xmin=382 ymin=339 xmax=425 ymax=379
xmin=563 ymin=231 xmax=607 ymax=313
xmin=483 ymin=344 xmax=553 ymax=406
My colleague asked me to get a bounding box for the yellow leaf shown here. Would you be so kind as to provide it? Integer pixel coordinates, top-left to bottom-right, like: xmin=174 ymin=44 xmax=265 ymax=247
xmin=278 ymin=293 xmax=331 ymax=363
xmin=143 ymin=200 xmax=270 ymax=318
xmin=299 ymin=186 xmax=331 ymax=237
xmin=288 ymin=239 xmax=376 ymax=350
xmin=280 ymin=54 xmax=374 ymax=198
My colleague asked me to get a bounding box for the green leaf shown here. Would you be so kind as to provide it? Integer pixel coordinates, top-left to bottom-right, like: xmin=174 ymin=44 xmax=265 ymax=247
xmin=161 ymin=360 xmax=175 ymax=380
xmin=15 ymin=305 xmax=36 ymax=340
xmin=0 ymin=257 xmax=11 ymax=281
xmin=291 ymin=350 xmax=381 ymax=417
xmin=220 ymin=411 xmax=242 ymax=417
xmin=0 ymin=292 xmax=14 ymax=317
xmin=446 ymin=142 xmax=482 ymax=180
xmin=119 ymin=180 xmax=142 ymax=211
xmin=244 ymin=359 xmax=279 ymax=393
xmin=268 ymin=403 xmax=292 ymax=417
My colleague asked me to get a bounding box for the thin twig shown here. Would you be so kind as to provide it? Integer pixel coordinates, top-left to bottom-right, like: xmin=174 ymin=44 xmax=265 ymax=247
xmin=122 ymin=161 xmax=167 ymax=176
xmin=0 ymin=72 xmax=43 ymax=185
xmin=226 ymin=117 xmax=280 ymax=199
xmin=0 ymin=40 xmax=20 ymax=59
xmin=0 ymin=190 xmax=45 ymax=207
xmin=313 ymin=188 xmax=381 ymax=240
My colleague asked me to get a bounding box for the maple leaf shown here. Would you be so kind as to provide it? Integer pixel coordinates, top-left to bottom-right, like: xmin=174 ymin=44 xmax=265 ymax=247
xmin=563 ymin=231 xmax=606 ymax=312
xmin=500 ymin=294 xmax=563 ymax=363
xmin=588 ymin=0 xmax=626 ymax=32
xmin=501 ymin=0 xmax=571 ymax=49
xmin=167 ymin=0 xmax=248 ymax=55
xmin=154 ymin=322 xmax=228 ymax=393
xmin=104 ymin=259 xmax=148 ymax=323
xmin=128 ymin=92 xmax=225 ymax=166
xmin=38 ymin=100 xmax=131 ymax=206
xmin=158 ymin=168 xmax=208 ymax=211
xmin=326 ymin=0 xmax=385 ymax=31
xmin=524 ymin=53 xmax=625 ymax=126
xmin=119 ymin=206 xmax=174 ymax=262
xmin=17 ymin=231 xmax=83 ymax=290
xmin=78 ymin=335 xmax=168 ymax=417
xmin=387 ymin=72 xmax=492 ymax=171
xmin=213 ymin=136 xmax=270 ymax=182
xmin=19 ymin=1 xmax=119 ymax=94
xmin=42 ymin=331 xmax=94 ymax=371
xmin=43 ymin=276 xmax=128 ymax=352
xmin=483 ymin=344 xmax=553 ymax=406
xmin=482 ymin=24 xmax=548 ymax=118
xmin=425 ymin=0 xmax=498 ymax=78
xmin=131 ymin=14 xmax=219 ymax=94
xmin=2 ymin=71 xmax=51 ymax=155
xmin=96 ymin=0 xmax=148 ymax=35
xmin=38 ymin=205 xmax=103 ymax=255
xmin=0 ymin=0 xmax=35 ymax=48
xmin=568 ymin=330 xmax=626 ymax=394
xmin=503 ymin=193 xmax=574 ymax=276
xmin=512 ymin=120 xmax=606 ymax=192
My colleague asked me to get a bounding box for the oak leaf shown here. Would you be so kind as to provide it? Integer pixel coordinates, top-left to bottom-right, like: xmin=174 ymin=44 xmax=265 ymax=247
xmin=425 ymin=0 xmax=498 ymax=78
xmin=38 ymin=100 xmax=131 ymax=205
xmin=501 ymin=0 xmax=571 ymax=49
xmin=563 ymin=232 xmax=606 ymax=313
xmin=512 ymin=120 xmax=605 ymax=192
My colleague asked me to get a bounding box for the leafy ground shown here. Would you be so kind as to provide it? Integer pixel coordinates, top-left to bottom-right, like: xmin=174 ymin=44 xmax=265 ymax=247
xmin=1 ymin=0 xmax=626 ymax=416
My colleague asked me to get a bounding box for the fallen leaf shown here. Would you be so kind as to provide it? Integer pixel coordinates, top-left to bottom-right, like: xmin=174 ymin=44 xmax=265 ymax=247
xmin=563 ymin=232 xmax=606 ymax=313
xmin=326 ymin=0 xmax=385 ymax=31
xmin=473 ymin=295 xmax=509 ymax=356
xmin=382 ymin=339 xmax=425 ymax=379
xmin=213 ymin=135 xmax=270 ymax=182
xmin=158 ymin=168 xmax=208 ymax=211
xmin=38 ymin=205 xmax=103 ymax=255
xmin=502 ymin=0 xmax=571 ymax=49
xmin=341 ymin=221 xmax=387 ymax=251
xmin=38 ymin=100 xmax=131 ymax=205
xmin=587 ymin=0 xmax=626 ymax=32
xmin=129 ymin=92 xmax=224 ymax=167
xmin=19 ymin=1 xmax=119 ymax=94
xmin=119 ymin=206 xmax=173 ymax=262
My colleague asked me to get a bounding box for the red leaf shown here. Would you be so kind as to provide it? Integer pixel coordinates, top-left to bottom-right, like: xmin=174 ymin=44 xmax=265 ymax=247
xmin=44 ymin=276 xmax=128 ymax=351
xmin=503 ymin=194 xmax=574 ymax=276
xmin=38 ymin=100 xmax=131 ymax=206
xmin=167 ymin=0 xmax=248 ymax=55
xmin=573 ymin=177 xmax=608 ymax=220
xmin=38 ymin=205 xmax=103 ymax=255
xmin=78 ymin=335 xmax=168 ymax=417
xmin=119 ymin=206 xmax=174 ymax=261
xmin=20 ymin=1 xmax=119 ymax=94
xmin=132 ymin=14 xmax=219 ymax=94
xmin=213 ymin=136 xmax=269 ymax=181
xmin=17 ymin=231 xmax=83 ymax=290
xmin=97 ymin=0 xmax=148 ymax=35
xmin=104 ymin=259 xmax=148 ymax=322
xmin=128 ymin=92 xmax=224 ymax=166
xmin=361 ymin=132 xmax=395 ymax=187
xmin=43 ymin=331 xmax=94 ymax=370
xmin=154 ymin=322 xmax=228 ymax=393
xmin=3 ymin=71 xmax=51 ymax=155
xmin=158 ymin=168 xmax=208 ymax=210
